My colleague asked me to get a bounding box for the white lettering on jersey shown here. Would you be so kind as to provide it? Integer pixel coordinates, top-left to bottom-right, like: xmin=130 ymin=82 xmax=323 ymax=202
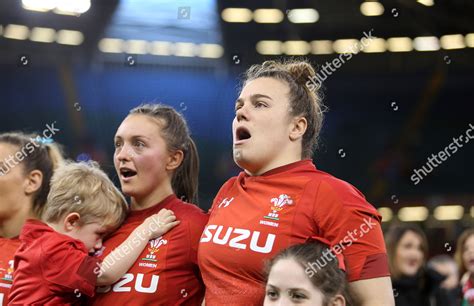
xmin=96 ymin=273 xmax=159 ymax=294
xmin=200 ymin=225 xmax=276 ymax=254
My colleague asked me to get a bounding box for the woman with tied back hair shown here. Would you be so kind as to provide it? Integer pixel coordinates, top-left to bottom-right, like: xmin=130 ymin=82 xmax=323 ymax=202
xmin=91 ymin=103 xmax=208 ymax=306
xmin=0 ymin=132 xmax=63 ymax=305
xmin=198 ymin=59 xmax=394 ymax=306
xmin=264 ymin=241 xmax=353 ymax=306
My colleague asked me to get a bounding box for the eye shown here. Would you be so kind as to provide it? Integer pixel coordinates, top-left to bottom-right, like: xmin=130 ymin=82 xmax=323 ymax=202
xmin=290 ymin=291 xmax=307 ymax=301
xmin=266 ymin=289 xmax=278 ymax=300
xmin=134 ymin=140 xmax=145 ymax=148
xmin=255 ymin=101 xmax=267 ymax=108
xmin=114 ymin=140 xmax=122 ymax=148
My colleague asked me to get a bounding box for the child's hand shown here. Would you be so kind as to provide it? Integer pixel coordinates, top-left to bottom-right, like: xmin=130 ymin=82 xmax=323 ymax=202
xmin=140 ymin=209 xmax=180 ymax=239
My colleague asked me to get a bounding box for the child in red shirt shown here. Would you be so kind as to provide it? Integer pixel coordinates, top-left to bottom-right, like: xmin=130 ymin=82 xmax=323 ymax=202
xmin=9 ymin=161 xmax=179 ymax=305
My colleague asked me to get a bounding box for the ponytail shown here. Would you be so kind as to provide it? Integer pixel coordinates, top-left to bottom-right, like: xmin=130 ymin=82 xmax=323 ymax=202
xmin=172 ymin=136 xmax=199 ymax=204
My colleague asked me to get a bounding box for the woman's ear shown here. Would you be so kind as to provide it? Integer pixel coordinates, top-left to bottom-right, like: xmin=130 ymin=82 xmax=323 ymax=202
xmin=166 ymin=150 xmax=184 ymax=171
xmin=289 ymin=116 xmax=307 ymax=141
xmin=23 ymin=169 xmax=43 ymax=195
xmin=63 ymin=212 xmax=81 ymax=232
xmin=330 ymin=294 xmax=346 ymax=306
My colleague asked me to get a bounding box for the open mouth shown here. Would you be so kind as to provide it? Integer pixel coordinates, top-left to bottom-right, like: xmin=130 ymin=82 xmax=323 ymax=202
xmin=120 ymin=167 xmax=137 ymax=179
xmin=236 ymin=127 xmax=251 ymax=141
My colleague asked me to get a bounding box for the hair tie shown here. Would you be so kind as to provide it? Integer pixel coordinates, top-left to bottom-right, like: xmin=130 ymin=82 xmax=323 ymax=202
xmin=37 ymin=137 xmax=54 ymax=144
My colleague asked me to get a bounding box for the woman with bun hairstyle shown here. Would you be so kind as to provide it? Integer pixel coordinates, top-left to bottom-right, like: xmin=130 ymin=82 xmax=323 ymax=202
xmin=0 ymin=132 xmax=63 ymax=305
xmin=91 ymin=104 xmax=208 ymax=305
xmin=198 ymin=59 xmax=394 ymax=306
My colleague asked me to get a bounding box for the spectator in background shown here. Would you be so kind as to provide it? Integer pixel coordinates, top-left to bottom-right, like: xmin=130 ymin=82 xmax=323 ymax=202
xmin=264 ymin=241 xmax=352 ymax=306
xmin=386 ymin=224 xmax=455 ymax=306
xmin=455 ymin=229 xmax=474 ymax=306
xmin=428 ymin=255 xmax=461 ymax=304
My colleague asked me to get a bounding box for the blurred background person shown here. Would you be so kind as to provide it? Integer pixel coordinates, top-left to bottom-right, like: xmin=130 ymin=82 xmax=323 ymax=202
xmin=455 ymin=229 xmax=474 ymax=306
xmin=428 ymin=255 xmax=461 ymax=304
xmin=386 ymin=224 xmax=456 ymax=306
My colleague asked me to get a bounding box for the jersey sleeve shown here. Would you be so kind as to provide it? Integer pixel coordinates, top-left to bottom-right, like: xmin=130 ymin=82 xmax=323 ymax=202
xmin=187 ymin=208 xmax=210 ymax=265
xmin=41 ymin=241 xmax=100 ymax=297
xmin=313 ymin=179 xmax=390 ymax=282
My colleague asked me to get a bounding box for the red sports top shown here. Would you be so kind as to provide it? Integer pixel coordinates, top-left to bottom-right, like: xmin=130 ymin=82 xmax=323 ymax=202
xmin=0 ymin=237 xmax=20 ymax=306
xmin=9 ymin=219 xmax=99 ymax=305
xmin=90 ymin=195 xmax=209 ymax=306
xmin=198 ymin=160 xmax=390 ymax=306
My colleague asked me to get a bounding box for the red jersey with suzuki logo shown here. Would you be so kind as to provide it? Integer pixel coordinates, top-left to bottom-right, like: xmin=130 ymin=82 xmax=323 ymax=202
xmin=90 ymin=195 xmax=208 ymax=306
xmin=198 ymin=160 xmax=390 ymax=306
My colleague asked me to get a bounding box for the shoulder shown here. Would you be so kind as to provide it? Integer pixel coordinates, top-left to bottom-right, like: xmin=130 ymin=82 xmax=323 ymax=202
xmin=310 ymin=170 xmax=371 ymax=207
xmin=41 ymin=231 xmax=88 ymax=258
xmin=0 ymin=236 xmax=21 ymax=249
xmin=0 ymin=237 xmax=20 ymax=261
xmin=169 ymin=199 xmax=209 ymax=224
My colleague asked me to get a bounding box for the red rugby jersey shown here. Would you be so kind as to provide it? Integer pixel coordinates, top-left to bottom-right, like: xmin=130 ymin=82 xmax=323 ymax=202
xmin=90 ymin=195 xmax=209 ymax=306
xmin=198 ymin=160 xmax=390 ymax=306
xmin=0 ymin=237 xmax=20 ymax=306
xmin=9 ymin=219 xmax=99 ymax=305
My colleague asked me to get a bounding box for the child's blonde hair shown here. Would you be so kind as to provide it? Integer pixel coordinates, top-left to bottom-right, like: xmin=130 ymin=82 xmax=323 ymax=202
xmin=42 ymin=161 xmax=128 ymax=230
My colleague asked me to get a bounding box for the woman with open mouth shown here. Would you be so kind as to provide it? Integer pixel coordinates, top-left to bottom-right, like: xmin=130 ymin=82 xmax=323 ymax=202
xmin=90 ymin=103 xmax=208 ymax=305
xmin=198 ymin=59 xmax=394 ymax=306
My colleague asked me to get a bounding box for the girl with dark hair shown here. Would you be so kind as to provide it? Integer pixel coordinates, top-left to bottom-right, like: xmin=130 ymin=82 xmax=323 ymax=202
xmin=91 ymin=103 xmax=208 ymax=305
xmin=264 ymin=241 xmax=352 ymax=306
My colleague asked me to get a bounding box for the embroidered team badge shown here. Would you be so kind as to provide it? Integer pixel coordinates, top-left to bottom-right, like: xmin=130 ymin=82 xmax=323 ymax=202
xmin=142 ymin=237 xmax=167 ymax=262
xmin=0 ymin=260 xmax=14 ymax=282
xmin=265 ymin=194 xmax=294 ymax=221
xmin=260 ymin=194 xmax=294 ymax=228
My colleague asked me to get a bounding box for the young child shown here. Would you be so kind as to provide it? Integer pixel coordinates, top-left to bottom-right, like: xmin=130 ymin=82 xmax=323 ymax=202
xmin=8 ymin=161 xmax=179 ymax=305
xmin=264 ymin=241 xmax=352 ymax=306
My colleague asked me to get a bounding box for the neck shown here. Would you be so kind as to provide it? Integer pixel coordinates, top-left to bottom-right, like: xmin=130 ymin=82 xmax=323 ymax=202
xmin=45 ymin=221 xmax=60 ymax=231
xmin=0 ymin=206 xmax=35 ymax=238
xmin=246 ymin=155 xmax=302 ymax=176
xmin=131 ymin=183 xmax=174 ymax=211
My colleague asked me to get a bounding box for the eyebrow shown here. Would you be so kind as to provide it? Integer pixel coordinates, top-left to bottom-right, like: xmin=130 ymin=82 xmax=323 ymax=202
xmin=267 ymin=283 xmax=309 ymax=292
xmin=235 ymin=93 xmax=273 ymax=105
xmin=114 ymin=135 xmax=150 ymax=140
